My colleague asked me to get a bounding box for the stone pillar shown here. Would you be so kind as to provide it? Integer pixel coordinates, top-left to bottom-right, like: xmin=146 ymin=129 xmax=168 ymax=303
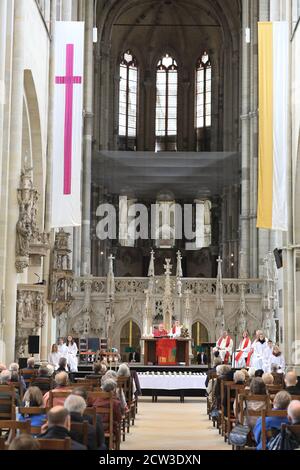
xmin=41 ymin=0 xmax=57 ymax=362
xmin=240 ymin=0 xmax=251 ymax=278
xmin=281 ymin=0 xmax=295 ymax=367
xmin=249 ymin=0 xmax=259 ymax=278
xmin=62 ymin=0 xmax=72 ymax=20
xmin=81 ymin=0 xmax=94 ymax=275
xmin=3 ymin=0 xmax=26 ymax=364
xmin=0 ymin=0 xmax=7 ymax=191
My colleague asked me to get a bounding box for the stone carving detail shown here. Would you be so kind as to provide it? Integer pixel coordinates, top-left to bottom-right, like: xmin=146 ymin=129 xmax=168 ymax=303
xmin=50 ymin=229 xmax=73 ymax=318
xmin=15 ymin=285 xmax=47 ymax=358
xmin=262 ymin=253 xmax=278 ymax=343
xmin=53 ymin=229 xmax=71 ymax=271
xmin=215 ymin=256 xmax=225 ymax=337
xmin=162 ymin=259 xmax=174 ymax=332
xmin=15 ymin=167 xmax=50 ymax=273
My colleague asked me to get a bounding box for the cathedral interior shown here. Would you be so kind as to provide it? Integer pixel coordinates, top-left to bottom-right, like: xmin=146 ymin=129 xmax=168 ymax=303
xmin=0 ymin=0 xmax=299 ymax=371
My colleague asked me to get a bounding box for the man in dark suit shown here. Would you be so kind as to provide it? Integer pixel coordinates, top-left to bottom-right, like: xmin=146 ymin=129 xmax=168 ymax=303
xmin=72 ymin=387 xmax=106 ymax=449
xmin=285 ymin=371 xmax=300 ymax=395
xmin=38 ymin=406 xmax=86 ymax=450
xmin=197 ymin=351 xmax=208 ymax=365
xmin=64 ymin=394 xmax=99 ymax=450
xmin=129 ymin=350 xmax=140 ymax=363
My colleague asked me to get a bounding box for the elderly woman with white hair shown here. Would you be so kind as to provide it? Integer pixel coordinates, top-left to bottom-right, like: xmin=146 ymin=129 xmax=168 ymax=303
xmin=0 ymin=370 xmax=21 ymax=411
xmin=88 ymin=378 xmax=122 ymax=440
xmin=117 ymin=363 xmax=130 ymax=377
xmin=101 ymin=371 xmax=128 ymax=414
xmin=9 ymin=362 xmax=26 ymax=391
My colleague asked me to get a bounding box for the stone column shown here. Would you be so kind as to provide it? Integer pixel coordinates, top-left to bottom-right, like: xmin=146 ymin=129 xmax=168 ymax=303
xmin=249 ymin=0 xmax=259 ymax=278
xmin=81 ymin=0 xmax=94 ymax=275
xmin=62 ymin=0 xmax=72 ymax=20
xmin=240 ymin=0 xmax=251 ymax=278
xmin=281 ymin=0 xmax=295 ymax=367
xmin=41 ymin=0 xmax=57 ymax=362
xmin=4 ymin=0 xmax=26 ymax=364
xmin=0 ymin=0 xmax=7 ymax=192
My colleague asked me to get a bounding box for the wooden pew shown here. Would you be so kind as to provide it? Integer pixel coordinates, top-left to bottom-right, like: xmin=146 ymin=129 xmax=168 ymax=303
xmin=37 ymin=437 xmax=71 ymax=450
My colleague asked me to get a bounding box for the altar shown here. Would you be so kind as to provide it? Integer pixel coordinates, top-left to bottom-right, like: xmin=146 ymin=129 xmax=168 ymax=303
xmin=142 ymin=338 xmax=191 ymax=366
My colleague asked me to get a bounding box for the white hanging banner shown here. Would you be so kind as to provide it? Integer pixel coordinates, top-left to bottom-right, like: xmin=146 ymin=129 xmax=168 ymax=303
xmin=51 ymin=21 xmax=84 ymax=228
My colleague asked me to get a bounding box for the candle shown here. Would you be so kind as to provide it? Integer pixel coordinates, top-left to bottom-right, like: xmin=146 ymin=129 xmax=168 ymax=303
xmin=129 ymin=320 xmax=132 ymax=348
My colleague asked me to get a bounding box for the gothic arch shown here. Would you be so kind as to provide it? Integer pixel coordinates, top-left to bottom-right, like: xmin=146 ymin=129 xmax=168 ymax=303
xmin=23 ymin=70 xmax=44 ymax=227
xmin=112 ymin=316 xmax=143 ymax=351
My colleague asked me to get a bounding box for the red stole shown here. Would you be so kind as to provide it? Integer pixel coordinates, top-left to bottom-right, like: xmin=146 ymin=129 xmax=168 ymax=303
xmin=217 ymin=336 xmax=231 ymax=364
xmin=235 ymin=337 xmax=250 ymax=363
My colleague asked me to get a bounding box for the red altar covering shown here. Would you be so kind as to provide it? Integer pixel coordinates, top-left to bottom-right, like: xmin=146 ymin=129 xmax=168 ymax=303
xmin=156 ymin=339 xmax=177 ymax=365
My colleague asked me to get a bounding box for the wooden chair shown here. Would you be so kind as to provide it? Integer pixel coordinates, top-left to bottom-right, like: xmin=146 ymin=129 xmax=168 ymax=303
xmin=31 ymin=377 xmax=54 ymax=393
xmin=71 ymin=421 xmax=89 ymax=447
xmin=206 ymin=372 xmax=217 ymax=419
xmin=220 ymin=380 xmax=234 ymax=437
xmin=117 ymin=376 xmax=131 ymax=440
xmin=37 ymin=437 xmax=71 ymax=450
xmin=83 ymin=407 xmax=97 ymax=426
xmin=224 ymin=383 xmax=245 ymax=443
xmin=20 ymin=369 xmax=38 ymax=388
xmin=0 ymin=420 xmax=31 ymax=444
xmin=11 ymin=381 xmax=24 ymax=401
xmin=127 ymin=376 xmax=137 ymax=426
xmin=0 ymin=384 xmax=16 ymax=420
xmin=77 ymin=377 xmax=100 ymax=388
xmin=266 ymin=384 xmax=283 ymax=395
xmin=88 ymin=391 xmax=115 ymax=450
xmin=0 ymin=436 xmax=6 ymax=450
xmin=288 ymin=394 xmax=300 ymax=401
xmin=261 ymin=409 xmax=287 ymax=450
xmin=48 ymin=389 xmax=71 ymax=408
xmin=238 ymin=394 xmax=271 ymax=449
xmin=18 ymin=406 xmax=48 ymax=434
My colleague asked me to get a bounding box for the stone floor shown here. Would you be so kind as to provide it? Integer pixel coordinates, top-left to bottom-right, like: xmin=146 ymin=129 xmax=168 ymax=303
xmin=121 ymin=397 xmax=230 ymax=450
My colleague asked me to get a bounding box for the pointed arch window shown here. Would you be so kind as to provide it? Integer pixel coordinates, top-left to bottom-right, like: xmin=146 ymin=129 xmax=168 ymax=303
xmin=195 ymin=52 xmax=211 ymax=129
xmin=118 ymin=50 xmax=138 ymax=149
xmin=155 ymin=54 xmax=178 ymax=151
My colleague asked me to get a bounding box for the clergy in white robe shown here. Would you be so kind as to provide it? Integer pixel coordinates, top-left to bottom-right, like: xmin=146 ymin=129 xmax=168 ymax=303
xmin=213 ymin=331 xmax=233 ymax=364
xmin=48 ymin=344 xmax=61 ymax=370
xmin=262 ymin=340 xmax=274 ymax=372
xmin=65 ymin=336 xmax=78 ymax=372
xmin=234 ymin=331 xmax=252 ymax=368
xmin=57 ymin=338 xmax=68 ymax=359
xmin=170 ymin=320 xmax=182 ymax=338
xmin=252 ymin=333 xmax=269 ymax=370
xmin=267 ymin=346 xmax=285 ymax=373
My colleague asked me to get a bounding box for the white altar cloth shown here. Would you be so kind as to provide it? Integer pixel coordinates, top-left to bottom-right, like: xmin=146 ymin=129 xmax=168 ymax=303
xmin=137 ymin=373 xmax=207 ymax=390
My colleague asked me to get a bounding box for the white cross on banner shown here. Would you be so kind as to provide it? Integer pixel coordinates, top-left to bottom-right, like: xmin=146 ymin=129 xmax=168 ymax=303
xmin=51 ymin=21 xmax=84 ymax=228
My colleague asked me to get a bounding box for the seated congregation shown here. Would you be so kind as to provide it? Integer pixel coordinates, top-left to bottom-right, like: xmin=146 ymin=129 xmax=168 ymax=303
xmin=0 ymin=358 xmax=140 ymax=450
xmin=206 ymin=359 xmax=300 ymax=450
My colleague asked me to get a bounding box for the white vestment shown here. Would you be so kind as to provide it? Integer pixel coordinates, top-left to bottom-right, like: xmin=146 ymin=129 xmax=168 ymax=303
xmin=66 ymin=342 xmax=78 ymax=372
xmin=262 ymin=346 xmax=273 ymax=372
xmin=252 ymin=340 xmax=269 ymax=370
xmin=234 ymin=337 xmax=252 ymax=368
xmin=171 ymin=326 xmax=181 ymax=338
xmin=58 ymin=343 xmax=68 ymax=359
xmin=48 ymin=351 xmax=61 ymax=370
xmin=266 ymin=353 xmax=285 ymax=373
xmin=213 ymin=336 xmax=233 ymax=362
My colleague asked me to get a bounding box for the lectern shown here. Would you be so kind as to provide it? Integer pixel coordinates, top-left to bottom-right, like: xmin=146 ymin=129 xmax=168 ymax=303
xmin=142 ymin=338 xmax=190 ymax=366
